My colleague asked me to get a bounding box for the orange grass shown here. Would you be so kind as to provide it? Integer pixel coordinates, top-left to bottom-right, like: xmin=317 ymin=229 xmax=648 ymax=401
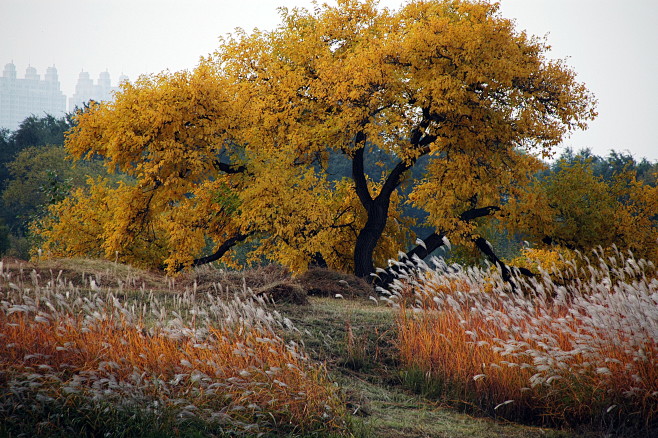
xmin=0 ymin=270 xmax=347 ymax=435
xmin=385 ymin=253 xmax=658 ymax=432
xmin=397 ymin=302 xmax=537 ymax=415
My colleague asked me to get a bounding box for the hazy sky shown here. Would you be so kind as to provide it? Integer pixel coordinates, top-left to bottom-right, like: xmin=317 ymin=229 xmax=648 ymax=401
xmin=2 ymin=0 xmax=657 ymax=161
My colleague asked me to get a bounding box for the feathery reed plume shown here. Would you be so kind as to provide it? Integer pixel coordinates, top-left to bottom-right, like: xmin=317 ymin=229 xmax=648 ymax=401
xmin=384 ymin=251 xmax=658 ymax=433
xmin=0 ymin=265 xmax=347 ymax=436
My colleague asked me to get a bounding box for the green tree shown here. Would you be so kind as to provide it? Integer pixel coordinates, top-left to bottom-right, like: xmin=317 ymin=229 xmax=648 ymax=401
xmin=1 ymin=114 xmax=74 ymax=217
xmin=550 ymin=148 xmax=657 ymax=185
xmin=1 ymin=114 xmax=72 ymax=182
xmin=505 ymin=157 xmax=658 ymax=263
xmin=0 ymin=218 xmax=9 ymax=256
xmin=0 ymin=128 xmax=15 ymax=189
xmin=10 ymin=114 xmax=72 ymax=150
xmin=2 ymin=145 xmax=112 ymax=233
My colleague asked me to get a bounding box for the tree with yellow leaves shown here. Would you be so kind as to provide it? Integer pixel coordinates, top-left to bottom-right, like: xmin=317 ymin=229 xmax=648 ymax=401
xmin=37 ymin=68 xmax=252 ymax=272
xmin=34 ymin=0 xmax=596 ymax=278
xmin=33 ymin=67 xmax=409 ymax=273
xmin=505 ymin=158 xmax=658 ymax=265
xmin=218 ymin=0 xmax=595 ymax=278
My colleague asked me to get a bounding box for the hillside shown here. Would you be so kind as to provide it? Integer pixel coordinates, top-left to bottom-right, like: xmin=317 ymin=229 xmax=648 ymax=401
xmin=0 ymin=258 xmax=634 ymax=437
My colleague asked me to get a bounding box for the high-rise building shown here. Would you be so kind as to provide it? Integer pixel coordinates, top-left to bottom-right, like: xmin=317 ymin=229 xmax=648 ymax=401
xmin=0 ymin=62 xmax=67 ymax=130
xmin=68 ymin=70 xmax=126 ymax=112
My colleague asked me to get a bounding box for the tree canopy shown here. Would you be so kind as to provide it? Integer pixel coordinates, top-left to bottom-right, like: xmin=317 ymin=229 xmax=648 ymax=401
xmin=0 ymin=114 xmax=81 ymax=257
xmin=505 ymin=154 xmax=658 ymax=264
xmin=0 ymin=114 xmax=73 ymax=193
xmin=2 ymin=145 xmax=110 ymax=230
xmin=34 ymin=0 xmax=597 ymax=278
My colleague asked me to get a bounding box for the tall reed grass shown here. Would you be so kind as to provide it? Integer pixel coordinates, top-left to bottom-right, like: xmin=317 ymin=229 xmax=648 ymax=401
xmin=0 ymin=262 xmax=347 ymax=436
xmin=381 ymin=249 xmax=658 ymax=434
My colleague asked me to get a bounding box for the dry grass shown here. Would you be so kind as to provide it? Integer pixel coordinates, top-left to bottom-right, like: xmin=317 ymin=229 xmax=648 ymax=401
xmin=297 ymin=268 xmax=373 ymax=299
xmin=0 ymin=260 xmax=347 ymax=436
xmin=1 ymin=257 xmax=604 ymax=437
xmin=188 ymin=264 xmax=371 ymax=304
xmin=382 ymin=251 xmax=658 ymax=435
xmin=188 ymin=263 xmax=293 ymax=295
xmin=2 ymin=256 xmax=167 ymax=290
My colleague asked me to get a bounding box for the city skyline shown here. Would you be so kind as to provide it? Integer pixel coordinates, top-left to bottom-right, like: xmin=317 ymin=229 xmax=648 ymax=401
xmin=0 ymin=62 xmax=66 ymax=130
xmin=0 ymin=61 xmax=126 ymax=130
xmin=1 ymin=0 xmax=657 ymax=160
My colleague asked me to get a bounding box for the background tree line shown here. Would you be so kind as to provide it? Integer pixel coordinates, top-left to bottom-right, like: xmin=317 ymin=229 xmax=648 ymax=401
xmin=0 ymin=113 xmax=120 ymax=257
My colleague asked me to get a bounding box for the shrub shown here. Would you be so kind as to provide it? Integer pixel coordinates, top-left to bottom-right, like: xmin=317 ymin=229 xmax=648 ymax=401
xmin=297 ymin=267 xmax=372 ymax=299
xmin=255 ymin=280 xmax=309 ymax=305
xmin=508 ymin=246 xmax=576 ymax=277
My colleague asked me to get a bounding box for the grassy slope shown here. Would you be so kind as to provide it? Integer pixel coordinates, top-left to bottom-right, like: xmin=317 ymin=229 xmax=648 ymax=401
xmin=1 ymin=258 xmax=584 ymax=437
xmin=281 ymin=298 xmax=577 ymax=438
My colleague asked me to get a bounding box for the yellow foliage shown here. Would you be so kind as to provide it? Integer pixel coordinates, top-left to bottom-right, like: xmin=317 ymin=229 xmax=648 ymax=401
xmin=214 ymin=0 xmax=594 ymax=269
xmin=609 ymin=171 xmax=658 ymax=263
xmin=34 ymin=0 xmax=596 ymax=276
xmin=31 ymin=178 xmax=168 ymax=269
xmin=505 ymin=160 xmax=658 ymax=264
xmin=508 ymin=246 xmax=576 ymax=276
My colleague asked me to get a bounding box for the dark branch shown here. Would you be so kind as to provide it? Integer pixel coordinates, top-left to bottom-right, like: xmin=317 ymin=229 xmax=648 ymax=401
xmin=374 ymin=231 xmax=448 ymax=286
xmin=473 ymin=237 xmax=535 ymax=292
xmin=377 ymin=159 xmax=412 ymax=203
xmin=376 ymin=106 xmax=438 ymax=203
xmin=408 ymin=232 xmax=447 ymax=262
xmin=459 ymin=206 xmax=500 ymax=221
xmin=542 ymin=235 xmax=576 ymax=250
xmin=472 ymin=237 xmax=516 ymax=286
xmin=376 ymin=206 xmax=518 ymax=288
xmin=188 ymin=232 xmax=251 ymax=269
xmin=213 ymin=160 xmax=246 ymax=174
xmin=410 ymin=107 xmax=439 ymax=149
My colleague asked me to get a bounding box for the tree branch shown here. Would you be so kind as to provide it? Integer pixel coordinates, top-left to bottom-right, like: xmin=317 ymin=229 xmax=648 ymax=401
xmin=541 ymin=235 xmax=576 ymax=250
xmin=375 ymin=205 xmax=524 ymax=287
xmin=409 ymin=232 xmax=447 ymax=261
xmin=459 ymin=206 xmax=500 ymax=221
xmin=188 ymin=232 xmax=251 ymax=269
xmin=377 ymin=107 xmax=438 ymax=203
xmin=377 ymin=159 xmax=412 ymax=203
xmin=213 ymin=160 xmax=246 ymax=174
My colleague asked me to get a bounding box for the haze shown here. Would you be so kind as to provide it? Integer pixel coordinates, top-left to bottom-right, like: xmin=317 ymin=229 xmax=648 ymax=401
xmin=1 ymin=0 xmax=656 ymax=160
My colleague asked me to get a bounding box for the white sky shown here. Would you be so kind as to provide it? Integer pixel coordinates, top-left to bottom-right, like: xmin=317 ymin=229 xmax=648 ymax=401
xmin=1 ymin=0 xmax=657 ymax=161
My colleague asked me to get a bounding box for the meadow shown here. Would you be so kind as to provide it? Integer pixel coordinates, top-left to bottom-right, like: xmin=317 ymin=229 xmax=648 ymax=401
xmin=1 ymin=252 xmax=656 ymax=437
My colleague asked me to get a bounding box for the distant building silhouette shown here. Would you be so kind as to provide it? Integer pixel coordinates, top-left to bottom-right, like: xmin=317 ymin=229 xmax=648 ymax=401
xmin=68 ymin=70 xmax=128 ymax=112
xmin=0 ymin=62 xmax=67 ymax=130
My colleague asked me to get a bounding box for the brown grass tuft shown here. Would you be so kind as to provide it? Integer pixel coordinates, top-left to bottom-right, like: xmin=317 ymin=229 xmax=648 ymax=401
xmin=255 ymin=281 xmax=309 ymax=305
xmin=298 ymin=267 xmax=373 ymax=298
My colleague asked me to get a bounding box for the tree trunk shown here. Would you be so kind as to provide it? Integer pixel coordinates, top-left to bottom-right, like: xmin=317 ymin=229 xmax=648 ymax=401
xmin=349 ymin=117 xmax=434 ymax=280
xmin=351 ymin=143 xmax=409 ymax=280
xmin=354 ymin=200 xmax=389 ymax=278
